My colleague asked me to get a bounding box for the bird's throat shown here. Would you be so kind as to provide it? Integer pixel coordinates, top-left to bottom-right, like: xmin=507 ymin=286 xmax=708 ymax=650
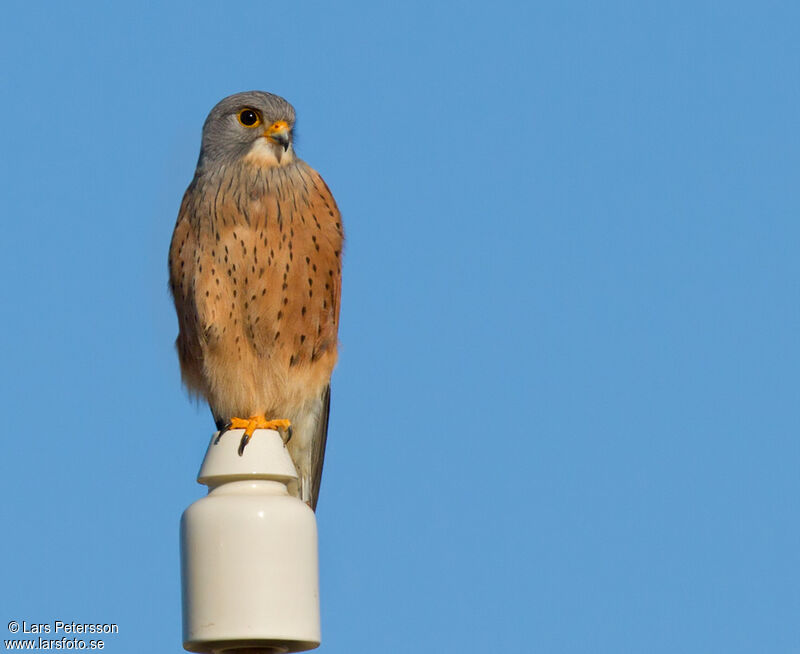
xmin=244 ymin=139 xmax=295 ymax=168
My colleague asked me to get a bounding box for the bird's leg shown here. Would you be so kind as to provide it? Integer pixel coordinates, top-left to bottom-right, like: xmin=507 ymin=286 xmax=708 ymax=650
xmin=214 ymin=415 xmax=293 ymax=455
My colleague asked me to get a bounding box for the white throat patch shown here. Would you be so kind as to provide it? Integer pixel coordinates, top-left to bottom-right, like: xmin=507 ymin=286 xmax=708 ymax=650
xmin=244 ymin=138 xmax=295 ymax=167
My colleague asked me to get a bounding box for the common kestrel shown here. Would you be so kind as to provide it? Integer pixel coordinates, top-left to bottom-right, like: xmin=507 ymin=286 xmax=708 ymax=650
xmin=169 ymin=91 xmax=343 ymax=510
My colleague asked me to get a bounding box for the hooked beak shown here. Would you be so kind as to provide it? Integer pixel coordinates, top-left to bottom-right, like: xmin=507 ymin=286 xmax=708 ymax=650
xmin=265 ymin=120 xmax=291 ymax=151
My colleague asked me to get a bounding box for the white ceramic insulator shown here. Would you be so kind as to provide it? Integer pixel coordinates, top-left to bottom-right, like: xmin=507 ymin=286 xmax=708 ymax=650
xmin=181 ymin=429 xmax=321 ymax=654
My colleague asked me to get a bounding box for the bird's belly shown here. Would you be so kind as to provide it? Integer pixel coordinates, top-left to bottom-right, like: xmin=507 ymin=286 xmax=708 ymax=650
xmin=197 ymin=258 xmax=337 ymax=421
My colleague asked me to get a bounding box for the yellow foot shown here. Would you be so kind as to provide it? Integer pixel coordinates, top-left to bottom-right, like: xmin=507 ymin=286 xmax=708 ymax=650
xmin=215 ymin=415 xmax=292 ymax=456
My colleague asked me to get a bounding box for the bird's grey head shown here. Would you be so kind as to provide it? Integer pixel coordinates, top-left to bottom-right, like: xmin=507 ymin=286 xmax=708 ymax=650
xmin=197 ymin=91 xmax=297 ymax=170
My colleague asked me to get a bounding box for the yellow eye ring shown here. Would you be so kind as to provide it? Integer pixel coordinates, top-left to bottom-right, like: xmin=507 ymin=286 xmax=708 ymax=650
xmin=237 ymin=108 xmax=261 ymax=128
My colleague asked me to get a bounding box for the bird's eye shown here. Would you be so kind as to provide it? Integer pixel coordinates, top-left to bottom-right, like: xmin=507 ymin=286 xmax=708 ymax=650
xmin=237 ymin=109 xmax=261 ymax=127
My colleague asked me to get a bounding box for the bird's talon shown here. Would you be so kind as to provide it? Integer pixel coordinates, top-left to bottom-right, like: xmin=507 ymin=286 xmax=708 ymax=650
xmin=237 ymin=433 xmax=251 ymax=456
xmin=214 ymin=422 xmax=233 ymax=445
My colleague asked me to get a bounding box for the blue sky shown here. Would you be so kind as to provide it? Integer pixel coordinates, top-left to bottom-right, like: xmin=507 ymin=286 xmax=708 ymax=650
xmin=1 ymin=1 xmax=798 ymax=652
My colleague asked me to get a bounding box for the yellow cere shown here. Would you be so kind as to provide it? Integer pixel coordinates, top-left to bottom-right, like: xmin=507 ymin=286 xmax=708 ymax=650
xmin=267 ymin=120 xmax=290 ymax=135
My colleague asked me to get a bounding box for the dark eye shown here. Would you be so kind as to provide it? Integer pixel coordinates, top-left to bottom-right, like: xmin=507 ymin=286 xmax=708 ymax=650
xmin=237 ymin=109 xmax=261 ymax=127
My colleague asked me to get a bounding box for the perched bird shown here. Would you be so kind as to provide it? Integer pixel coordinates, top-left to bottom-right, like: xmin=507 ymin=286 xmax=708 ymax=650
xmin=169 ymin=91 xmax=343 ymax=510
